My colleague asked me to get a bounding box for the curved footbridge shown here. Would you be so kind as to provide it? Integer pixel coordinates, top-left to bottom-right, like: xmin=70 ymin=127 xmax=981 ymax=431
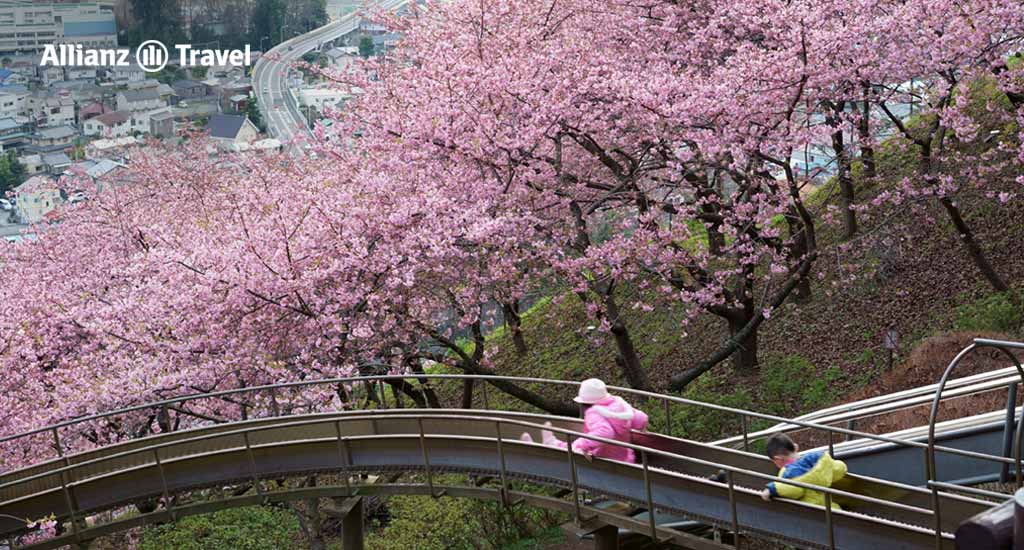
xmin=2 ymin=342 xmax=1023 ymax=550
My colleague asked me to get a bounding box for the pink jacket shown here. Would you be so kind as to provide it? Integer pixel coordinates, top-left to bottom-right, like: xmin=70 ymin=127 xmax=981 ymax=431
xmin=553 ymin=396 xmax=649 ymax=463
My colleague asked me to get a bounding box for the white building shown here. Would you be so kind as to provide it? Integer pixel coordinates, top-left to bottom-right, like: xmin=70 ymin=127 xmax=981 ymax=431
xmin=0 ymin=2 xmax=118 ymax=54
xmin=0 ymin=88 xmax=28 ymax=119
xmin=13 ymin=175 xmax=62 ymax=224
xmin=83 ymin=110 xmax=132 ymax=138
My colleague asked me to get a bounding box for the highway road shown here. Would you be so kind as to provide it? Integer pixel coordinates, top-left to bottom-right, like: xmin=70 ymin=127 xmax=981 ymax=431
xmin=252 ymin=0 xmax=411 ymax=144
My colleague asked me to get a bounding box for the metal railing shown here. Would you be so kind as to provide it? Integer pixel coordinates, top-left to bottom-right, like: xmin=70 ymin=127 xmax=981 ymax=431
xmin=927 ymin=338 xmax=1024 ymax=486
xmin=0 ymin=411 xmax=976 ymax=550
xmin=2 ymin=371 xmax=1021 ymax=494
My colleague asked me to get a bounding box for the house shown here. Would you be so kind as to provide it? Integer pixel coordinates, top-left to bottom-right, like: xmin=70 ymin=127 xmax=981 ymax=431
xmin=39 ymin=65 xmax=65 ymax=86
xmin=205 ymin=114 xmax=260 ymax=145
xmin=20 ymin=154 xmax=42 ymax=175
xmin=0 ymin=69 xmax=28 ymax=87
xmin=66 ymin=158 xmax=127 ymax=193
xmin=149 ymin=110 xmax=179 ymax=138
xmin=298 ymin=87 xmax=354 ymax=114
xmin=0 ymin=88 xmax=28 ymax=119
xmin=109 ymin=63 xmax=147 ymax=85
xmin=41 ymin=152 xmax=72 ymax=175
xmin=226 ymin=94 xmax=249 ymax=113
xmin=79 ymin=101 xmax=111 ymax=122
xmin=63 ymin=66 xmax=98 ymax=81
xmin=324 ymin=46 xmax=359 ymax=69
xmin=171 ymin=80 xmax=208 ymax=102
xmin=372 ymin=33 xmax=402 ymax=56
xmin=28 ymin=125 xmax=78 ymax=154
xmin=84 ymin=111 xmax=132 ymax=138
xmin=0 ymin=117 xmax=29 ymax=151
xmin=116 ymin=89 xmax=165 ymax=112
xmin=13 ymin=175 xmax=62 ymax=224
xmin=85 ymin=136 xmax=138 ymax=161
xmin=29 ymin=95 xmax=76 ymax=128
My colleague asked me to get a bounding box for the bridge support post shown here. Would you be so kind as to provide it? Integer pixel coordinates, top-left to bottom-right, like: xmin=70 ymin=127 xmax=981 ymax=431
xmin=593 ymin=524 xmax=618 ymax=550
xmin=325 ymin=497 xmax=364 ymax=550
xmin=343 ymin=497 xmax=364 ymax=550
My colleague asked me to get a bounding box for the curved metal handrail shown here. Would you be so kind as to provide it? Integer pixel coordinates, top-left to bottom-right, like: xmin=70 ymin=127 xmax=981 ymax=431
xmin=0 ymin=411 xmax=978 ymax=550
xmin=927 ymin=338 xmax=1024 ymax=487
xmin=2 ymin=373 xmax=1020 ymax=481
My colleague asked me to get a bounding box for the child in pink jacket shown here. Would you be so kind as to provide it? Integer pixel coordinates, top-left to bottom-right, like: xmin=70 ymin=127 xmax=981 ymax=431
xmin=521 ymin=378 xmax=649 ymax=463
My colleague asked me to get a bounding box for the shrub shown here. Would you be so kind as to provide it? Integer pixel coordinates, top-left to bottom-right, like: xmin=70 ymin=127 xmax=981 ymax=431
xmin=137 ymin=506 xmax=299 ymax=550
xmin=952 ymin=291 xmax=1022 ymax=334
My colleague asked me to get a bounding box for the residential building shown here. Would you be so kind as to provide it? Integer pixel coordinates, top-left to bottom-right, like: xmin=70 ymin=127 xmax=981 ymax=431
xmin=85 ymin=135 xmax=137 ymax=160
xmin=0 ymin=88 xmax=28 ymax=119
xmin=41 ymin=151 xmax=71 ymax=174
xmin=171 ymin=80 xmax=208 ymax=102
xmin=298 ymin=87 xmax=354 ymax=114
xmin=108 ymin=64 xmax=146 ymax=85
xmin=0 ymin=68 xmax=27 ymax=86
xmin=28 ymin=125 xmax=78 ymax=154
xmin=79 ymin=100 xmax=111 ymax=122
xmin=20 ymin=153 xmax=42 ymax=175
xmin=84 ymin=110 xmax=131 ymax=137
xmin=149 ymin=110 xmax=178 ymax=138
xmin=0 ymin=117 xmax=28 ymax=150
xmin=116 ymin=89 xmax=164 ymax=112
xmin=13 ymin=175 xmax=62 ymax=224
xmin=30 ymin=95 xmax=75 ymax=128
xmin=39 ymin=65 xmax=65 ymax=86
xmin=324 ymin=46 xmax=359 ymax=69
xmin=64 ymin=66 xmax=98 ymax=81
xmin=205 ymin=114 xmax=259 ymax=146
xmin=0 ymin=2 xmax=118 ymax=54
xmin=67 ymin=158 xmax=126 ymax=193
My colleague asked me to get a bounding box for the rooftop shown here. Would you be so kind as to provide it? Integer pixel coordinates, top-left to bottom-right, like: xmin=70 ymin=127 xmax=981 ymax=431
xmin=205 ymin=114 xmax=249 ymax=140
xmin=35 ymin=125 xmax=77 ymax=140
xmin=93 ymin=111 xmax=131 ymax=126
xmin=119 ymin=89 xmax=161 ymax=103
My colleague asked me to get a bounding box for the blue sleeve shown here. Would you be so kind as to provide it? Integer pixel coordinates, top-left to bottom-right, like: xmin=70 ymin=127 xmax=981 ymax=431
xmin=767 ymin=482 xmax=778 ymax=497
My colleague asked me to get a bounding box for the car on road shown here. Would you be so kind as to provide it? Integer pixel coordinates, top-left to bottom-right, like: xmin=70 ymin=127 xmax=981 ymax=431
xmin=0 ymin=199 xmax=11 ymax=211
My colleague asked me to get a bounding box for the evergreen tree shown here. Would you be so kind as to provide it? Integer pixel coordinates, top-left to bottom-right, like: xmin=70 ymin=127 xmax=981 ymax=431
xmin=358 ymin=36 xmax=374 ymax=58
xmin=252 ymin=0 xmax=287 ymax=48
xmin=129 ymin=0 xmax=185 ymax=47
xmin=244 ymin=97 xmax=265 ymax=132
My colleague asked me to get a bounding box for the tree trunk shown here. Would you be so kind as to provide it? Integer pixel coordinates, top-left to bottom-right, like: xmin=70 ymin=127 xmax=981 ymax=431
xmin=830 ymin=102 xmax=857 ymax=239
xmin=407 ymin=360 xmax=441 ymax=408
xmin=292 ymin=478 xmax=327 ymax=550
xmin=728 ymin=312 xmax=758 ymax=372
xmin=503 ymin=301 xmax=528 ymax=356
xmin=603 ymin=292 xmax=651 ymax=391
xmin=461 ymin=378 xmax=475 ymax=409
xmin=859 ymin=92 xmax=876 ymax=179
xmin=938 ymin=197 xmax=1009 ymax=292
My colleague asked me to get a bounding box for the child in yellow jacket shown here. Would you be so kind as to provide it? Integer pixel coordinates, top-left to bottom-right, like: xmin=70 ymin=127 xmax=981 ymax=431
xmin=759 ymin=432 xmax=848 ymax=509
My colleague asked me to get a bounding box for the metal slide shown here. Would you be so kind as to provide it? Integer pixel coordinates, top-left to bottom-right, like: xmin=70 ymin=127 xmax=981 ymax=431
xmin=0 ymin=408 xmax=994 ymax=550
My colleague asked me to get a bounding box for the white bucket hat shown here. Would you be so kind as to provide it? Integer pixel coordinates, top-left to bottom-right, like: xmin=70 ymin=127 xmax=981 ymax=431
xmin=573 ymin=378 xmax=610 ymax=404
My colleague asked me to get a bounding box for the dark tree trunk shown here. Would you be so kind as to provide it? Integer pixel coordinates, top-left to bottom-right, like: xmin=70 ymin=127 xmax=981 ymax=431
xmin=603 ymin=292 xmax=651 ymax=391
xmin=407 ymin=361 xmax=441 ymax=408
xmin=829 ymin=102 xmax=857 ymax=239
xmin=939 ymin=197 xmax=1009 ymax=292
xmin=461 ymin=378 xmax=475 ymax=409
xmin=859 ymin=89 xmax=876 ymax=179
xmin=502 ymin=301 xmax=528 ymax=356
xmin=727 ymin=311 xmax=759 ymax=372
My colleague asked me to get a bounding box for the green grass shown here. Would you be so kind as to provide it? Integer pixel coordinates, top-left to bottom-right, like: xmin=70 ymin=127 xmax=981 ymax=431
xmin=137 ymin=506 xmax=299 ymax=550
xmin=951 ymin=289 xmax=1024 ymax=334
xmin=361 ymin=484 xmax=568 ymax=550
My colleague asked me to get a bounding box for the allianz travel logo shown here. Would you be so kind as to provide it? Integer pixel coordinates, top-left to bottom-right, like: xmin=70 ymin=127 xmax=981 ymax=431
xmin=40 ymin=41 xmax=253 ymax=73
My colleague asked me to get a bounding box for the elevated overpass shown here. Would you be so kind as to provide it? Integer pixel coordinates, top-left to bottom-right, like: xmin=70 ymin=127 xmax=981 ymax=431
xmin=252 ymin=0 xmax=411 ymax=142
